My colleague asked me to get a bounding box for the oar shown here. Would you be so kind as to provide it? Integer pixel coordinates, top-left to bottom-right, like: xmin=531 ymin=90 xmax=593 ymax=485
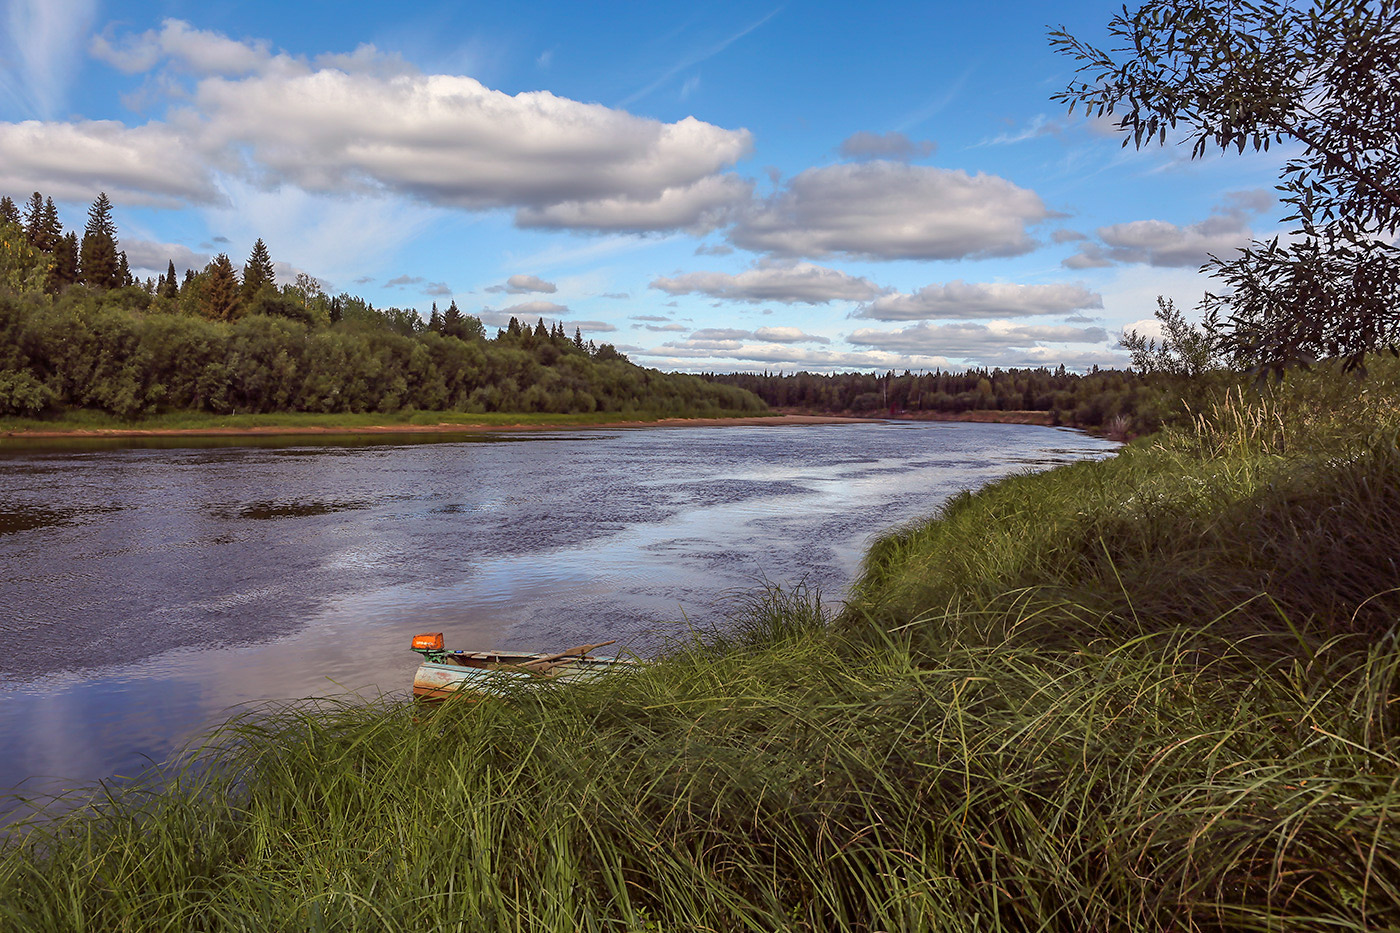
xmin=512 ymin=640 xmax=617 ymax=676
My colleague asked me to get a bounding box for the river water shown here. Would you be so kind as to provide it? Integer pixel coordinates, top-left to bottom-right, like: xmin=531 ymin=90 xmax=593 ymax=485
xmin=0 ymin=421 xmax=1116 ymax=811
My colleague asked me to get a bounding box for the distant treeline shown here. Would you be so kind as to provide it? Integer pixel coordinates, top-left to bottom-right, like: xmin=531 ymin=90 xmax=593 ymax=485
xmin=0 ymin=192 xmax=764 ymax=419
xmin=703 ymin=368 xmax=1177 ymax=433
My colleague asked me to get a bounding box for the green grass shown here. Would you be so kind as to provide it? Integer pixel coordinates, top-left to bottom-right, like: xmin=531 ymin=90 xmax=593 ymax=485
xmin=0 ymin=408 xmax=767 ymax=434
xmin=3 ymin=365 xmax=1400 ymax=931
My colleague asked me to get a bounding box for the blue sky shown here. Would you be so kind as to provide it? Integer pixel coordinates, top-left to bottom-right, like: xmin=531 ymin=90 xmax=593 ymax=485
xmin=0 ymin=0 xmax=1288 ymax=372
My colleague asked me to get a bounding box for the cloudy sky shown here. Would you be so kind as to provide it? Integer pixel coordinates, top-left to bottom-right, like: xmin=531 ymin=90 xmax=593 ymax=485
xmin=0 ymin=0 xmax=1287 ymax=373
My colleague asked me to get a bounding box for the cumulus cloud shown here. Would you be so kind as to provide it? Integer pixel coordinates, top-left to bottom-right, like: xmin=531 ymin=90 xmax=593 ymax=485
xmin=729 ymin=161 xmax=1052 ymax=260
xmin=638 ymin=342 xmax=952 ymax=372
xmin=690 ymin=327 xmax=753 ymax=341
xmin=1063 ymin=189 xmax=1273 ymax=269
xmin=0 ymin=120 xmax=218 ymax=206
xmin=423 ymin=282 xmax=452 ymax=297
xmin=855 ymin=280 xmax=1102 ymax=321
xmin=121 ymin=238 xmax=211 ymax=276
xmin=194 ymin=64 xmax=753 ymax=229
xmin=54 ymin=20 xmax=756 ymax=232
xmin=483 ymin=300 xmax=570 ymax=320
xmin=486 ymin=273 xmax=557 ymax=294
xmin=630 ymin=315 xmax=671 ymax=322
xmin=753 ymin=326 xmax=829 ymax=344
xmin=650 ymin=262 xmax=884 ymax=304
xmin=848 ymin=321 xmax=1109 ymax=356
xmin=91 ymin=18 xmax=278 ymax=77
xmin=565 ymin=320 xmax=616 ymax=333
xmin=514 ymin=174 xmax=752 ymax=233
xmin=641 ymin=323 xmax=687 ymax=332
xmin=694 ymin=242 xmax=734 ymax=256
xmin=385 ymin=274 xmax=423 ymax=287
xmin=837 ymin=131 xmax=935 ymax=161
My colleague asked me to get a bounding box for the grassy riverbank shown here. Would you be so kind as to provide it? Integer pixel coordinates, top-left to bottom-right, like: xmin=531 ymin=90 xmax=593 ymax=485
xmin=0 ymin=408 xmax=794 ymax=437
xmin=3 ymin=365 xmax=1399 ymax=931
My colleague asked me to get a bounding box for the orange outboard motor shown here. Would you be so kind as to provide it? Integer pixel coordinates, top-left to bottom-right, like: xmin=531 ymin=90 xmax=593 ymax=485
xmin=411 ymin=633 xmax=445 ymax=661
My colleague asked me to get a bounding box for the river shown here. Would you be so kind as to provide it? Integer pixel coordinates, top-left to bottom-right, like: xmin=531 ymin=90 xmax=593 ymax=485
xmin=0 ymin=420 xmax=1116 ymax=813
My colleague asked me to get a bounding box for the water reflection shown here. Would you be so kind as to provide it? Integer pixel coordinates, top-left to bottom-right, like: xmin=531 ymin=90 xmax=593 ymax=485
xmin=0 ymin=421 xmax=1118 ymax=813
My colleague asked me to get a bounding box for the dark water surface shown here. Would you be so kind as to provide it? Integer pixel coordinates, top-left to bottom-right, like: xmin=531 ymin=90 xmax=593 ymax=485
xmin=0 ymin=421 xmax=1116 ymax=809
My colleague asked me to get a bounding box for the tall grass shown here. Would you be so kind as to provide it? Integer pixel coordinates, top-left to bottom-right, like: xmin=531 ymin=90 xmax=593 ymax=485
xmin=3 ymin=365 xmax=1399 ymax=931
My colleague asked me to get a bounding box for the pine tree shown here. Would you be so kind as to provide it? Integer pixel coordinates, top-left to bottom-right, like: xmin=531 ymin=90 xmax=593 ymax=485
xmin=200 ymin=253 xmax=240 ymax=321
xmin=0 ymin=196 xmax=19 ymax=227
xmin=241 ymin=238 xmax=275 ymax=299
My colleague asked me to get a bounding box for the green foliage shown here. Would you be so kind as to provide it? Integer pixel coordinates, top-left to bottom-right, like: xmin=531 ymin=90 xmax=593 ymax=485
xmin=1120 ymin=296 xmax=1223 ymax=377
xmin=1052 ymin=0 xmax=1400 ymax=374
xmin=708 ymin=365 xmax=1170 ymax=433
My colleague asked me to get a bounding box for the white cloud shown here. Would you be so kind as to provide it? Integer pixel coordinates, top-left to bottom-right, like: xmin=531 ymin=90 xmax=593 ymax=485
xmin=637 ymin=342 xmax=952 ymax=372
xmin=855 ymin=280 xmax=1102 ymax=321
xmin=91 ymin=18 xmax=279 ymax=77
xmin=1063 ymin=189 xmax=1273 ymax=269
xmin=121 ymin=238 xmax=211 ymax=276
xmin=0 ymin=120 xmax=217 ymax=206
xmin=729 ymin=161 xmax=1052 ymax=260
xmin=484 ymin=300 xmax=570 ymax=319
xmin=848 ymin=321 xmax=1110 ymax=356
xmin=53 ymin=21 xmax=756 ymax=233
xmin=194 ymin=66 xmax=753 ymax=230
xmin=486 ymin=274 xmax=557 ymax=294
xmin=650 ymin=261 xmax=884 ymax=304
xmin=753 ymin=326 xmax=829 ymax=344
xmin=837 ymin=131 xmax=935 ymax=161
xmin=515 ymin=174 xmax=752 ymax=234
xmin=565 ymin=319 xmax=616 ymax=333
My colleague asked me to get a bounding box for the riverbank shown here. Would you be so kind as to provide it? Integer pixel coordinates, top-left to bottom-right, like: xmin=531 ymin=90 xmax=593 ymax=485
xmin=0 ymin=411 xmax=879 ymax=440
xmin=2 ymin=379 xmax=1397 ymax=930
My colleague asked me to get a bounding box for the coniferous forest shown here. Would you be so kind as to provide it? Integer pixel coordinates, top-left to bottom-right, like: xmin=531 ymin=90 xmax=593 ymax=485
xmin=0 ymin=192 xmax=765 ymax=420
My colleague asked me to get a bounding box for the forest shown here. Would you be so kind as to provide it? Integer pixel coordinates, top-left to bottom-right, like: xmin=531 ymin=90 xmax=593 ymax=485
xmin=0 ymin=192 xmax=764 ymax=420
xmin=704 ymin=367 xmax=1176 ymax=435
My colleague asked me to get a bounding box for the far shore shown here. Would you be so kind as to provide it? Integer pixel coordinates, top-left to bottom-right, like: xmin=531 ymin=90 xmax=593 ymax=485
xmin=2 ymin=413 xmax=884 ymax=440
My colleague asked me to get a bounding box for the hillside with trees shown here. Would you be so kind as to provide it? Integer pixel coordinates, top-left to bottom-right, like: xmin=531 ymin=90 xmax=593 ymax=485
xmin=0 ymin=193 xmax=763 ymax=420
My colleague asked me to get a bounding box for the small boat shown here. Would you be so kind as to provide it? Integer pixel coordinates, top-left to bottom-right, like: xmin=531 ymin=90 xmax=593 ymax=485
xmin=410 ymin=633 xmax=634 ymax=700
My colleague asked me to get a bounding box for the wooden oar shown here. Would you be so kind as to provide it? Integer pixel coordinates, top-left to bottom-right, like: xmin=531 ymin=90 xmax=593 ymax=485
xmin=511 ymin=640 xmax=617 ymax=676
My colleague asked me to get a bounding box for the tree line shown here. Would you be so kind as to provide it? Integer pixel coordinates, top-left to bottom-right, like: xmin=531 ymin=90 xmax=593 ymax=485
xmin=0 ymin=192 xmax=764 ymax=419
xmin=701 ymin=367 xmax=1176 ymax=433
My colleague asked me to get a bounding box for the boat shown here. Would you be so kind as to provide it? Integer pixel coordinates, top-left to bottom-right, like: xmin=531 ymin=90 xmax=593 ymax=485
xmin=409 ymin=633 xmax=634 ymax=700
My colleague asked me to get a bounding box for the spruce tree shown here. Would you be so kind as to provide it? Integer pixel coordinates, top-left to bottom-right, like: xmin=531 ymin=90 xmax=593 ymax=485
xmin=162 ymin=261 xmax=179 ymax=299
xmin=117 ymin=251 xmax=132 ymax=287
xmin=241 ymin=238 xmax=275 ymax=300
xmin=86 ymin=192 xmax=117 ymax=241
xmin=200 ymin=253 xmax=240 ymax=321
xmin=442 ymin=301 xmax=465 ymax=339
xmin=330 ymin=296 xmax=342 ymax=324
xmin=22 ymin=192 xmax=43 ymax=245
xmin=0 ymin=196 xmax=18 ymax=227
xmin=428 ymin=302 xmax=443 ymax=333
xmin=79 ymin=193 xmax=119 ymax=288
xmin=45 ymin=232 xmax=78 ymax=293
xmin=574 ymin=327 xmax=584 ymax=350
